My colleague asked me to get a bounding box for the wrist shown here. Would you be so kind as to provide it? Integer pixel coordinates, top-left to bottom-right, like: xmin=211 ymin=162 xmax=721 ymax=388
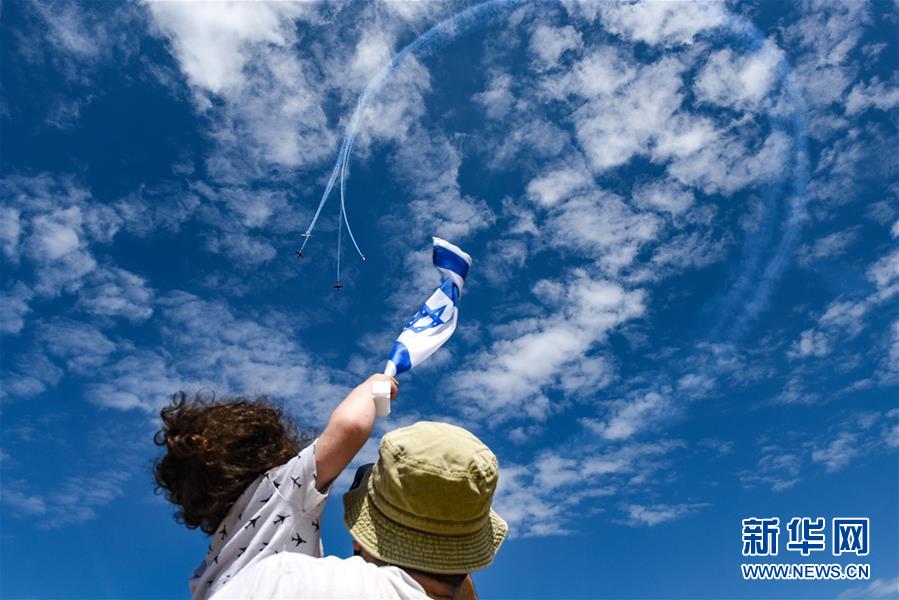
xmin=371 ymin=379 xmax=392 ymax=417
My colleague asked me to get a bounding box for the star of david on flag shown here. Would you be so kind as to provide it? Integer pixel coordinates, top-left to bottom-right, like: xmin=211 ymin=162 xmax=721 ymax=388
xmin=377 ymin=238 xmax=471 ymax=416
xmin=406 ymin=301 xmax=447 ymax=333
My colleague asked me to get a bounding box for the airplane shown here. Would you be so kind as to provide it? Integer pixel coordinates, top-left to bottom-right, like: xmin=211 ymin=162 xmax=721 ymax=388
xmin=300 ymin=232 xmax=312 ymax=238
xmin=333 ymin=281 xmax=343 ymax=290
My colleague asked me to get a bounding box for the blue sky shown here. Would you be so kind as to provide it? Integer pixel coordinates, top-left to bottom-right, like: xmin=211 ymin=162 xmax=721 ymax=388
xmin=1 ymin=1 xmax=897 ymax=598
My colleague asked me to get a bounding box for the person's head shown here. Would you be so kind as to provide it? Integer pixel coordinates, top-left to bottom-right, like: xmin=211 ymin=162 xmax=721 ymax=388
xmin=343 ymin=421 xmax=508 ymax=589
xmin=153 ymin=391 xmax=313 ymax=535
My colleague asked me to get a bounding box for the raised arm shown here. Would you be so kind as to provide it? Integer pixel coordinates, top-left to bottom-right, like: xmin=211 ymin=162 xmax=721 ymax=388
xmin=314 ymin=374 xmax=397 ymax=492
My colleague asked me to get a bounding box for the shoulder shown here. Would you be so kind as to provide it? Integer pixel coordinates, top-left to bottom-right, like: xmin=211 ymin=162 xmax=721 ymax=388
xmin=213 ymin=554 xmax=419 ymax=599
xmin=266 ymin=439 xmax=318 ymax=484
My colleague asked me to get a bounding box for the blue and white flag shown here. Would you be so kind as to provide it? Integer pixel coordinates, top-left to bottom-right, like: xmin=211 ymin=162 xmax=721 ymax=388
xmin=375 ymin=238 xmax=471 ymax=416
xmin=386 ymin=237 xmax=471 ymax=376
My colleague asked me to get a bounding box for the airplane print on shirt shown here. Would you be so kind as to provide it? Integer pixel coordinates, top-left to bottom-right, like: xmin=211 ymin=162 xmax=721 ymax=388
xmin=188 ymin=441 xmax=329 ymax=600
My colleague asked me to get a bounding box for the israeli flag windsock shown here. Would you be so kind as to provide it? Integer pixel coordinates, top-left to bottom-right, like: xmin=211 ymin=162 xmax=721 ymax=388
xmin=374 ymin=237 xmax=471 ymax=416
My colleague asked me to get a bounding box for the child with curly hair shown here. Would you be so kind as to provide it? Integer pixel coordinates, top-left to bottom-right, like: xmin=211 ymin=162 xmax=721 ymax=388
xmin=153 ymin=373 xmax=397 ymax=599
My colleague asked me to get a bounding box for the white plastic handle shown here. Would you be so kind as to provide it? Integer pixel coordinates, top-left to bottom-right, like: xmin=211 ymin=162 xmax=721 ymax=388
xmin=372 ymin=379 xmax=392 ymax=417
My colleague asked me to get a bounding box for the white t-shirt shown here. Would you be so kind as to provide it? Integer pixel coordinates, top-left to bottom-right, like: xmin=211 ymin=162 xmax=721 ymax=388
xmin=190 ymin=441 xmax=329 ymax=599
xmin=211 ymin=553 xmax=429 ymax=600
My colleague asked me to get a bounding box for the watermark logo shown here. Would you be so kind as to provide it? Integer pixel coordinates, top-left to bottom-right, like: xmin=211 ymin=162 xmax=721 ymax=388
xmin=740 ymin=516 xmax=871 ymax=581
xmin=742 ymin=517 xmax=780 ymax=557
xmin=833 ymin=518 xmax=869 ymax=557
xmin=786 ymin=517 xmax=826 ymax=556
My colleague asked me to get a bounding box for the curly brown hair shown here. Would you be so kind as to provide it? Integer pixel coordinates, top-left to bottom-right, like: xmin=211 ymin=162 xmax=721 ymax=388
xmin=153 ymin=391 xmax=315 ymax=535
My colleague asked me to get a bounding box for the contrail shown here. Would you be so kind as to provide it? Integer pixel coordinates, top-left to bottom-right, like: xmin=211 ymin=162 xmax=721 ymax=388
xmin=299 ymin=0 xmax=520 ymax=259
xmin=300 ymin=0 xmax=809 ymax=348
xmin=707 ymin=17 xmax=810 ymax=342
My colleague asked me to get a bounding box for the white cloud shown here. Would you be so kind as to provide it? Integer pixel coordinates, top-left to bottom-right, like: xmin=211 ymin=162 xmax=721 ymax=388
xmin=147 ymin=1 xmax=336 ymax=174
xmin=494 ymin=440 xmax=684 ymax=536
xmin=632 ymin=180 xmax=694 ymax=215
xmin=88 ymin=349 xmax=184 ymax=412
xmin=542 ymin=43 xmax=790 ymax=198
xmin=588 ymin=1 xmax=727 ymax=47
xmin=545 ymin=191 xmax=661 ymax=275
xmin=558 ymin=355 xmax=616 ymax=396
xmin=145 ymin=2 xmax=309 ymax=94
xmin=819 ymin=298 xmax=874 ymax=338
xmin=788 ymin=328 xmax=831 ymax=359
xmin=775 ymin=371 xmax=820 ymax=405
xmin=525 ymin=157 xmax=594 ymax=207
xmin=88 ymin=291 xmax=346 ymax=420
xmin=806 ymin=127 xmax=898 ymax=214
xmin=697 ymin=438 xmax=734 ymax=456
xmin=694 ymin=40 xmax=784 ymax=111
xmin=27 ymin=208 xmax=83 ymax=260
xmin=529 ymin=24 xmax=582 ymax=68
xmin=473 ymin=72 xmax=515 ymax=120
xmin=623 ymin=502 xmax=709 ymax=526
xmin=533 ymin=452 xmax=583 ymax=491
xmin=453 ymin=272 xmax=645 ymax=421
xmin=740 ymin=447 xmax=801 ymax=491
xmin=845 ymin=77 xmax=899 ymax=116
xmin=742 ymin=411 xmax=896 ymax=495
xmin=839 ymin=577 xmax=899 ymax=600
xmin=393 ymin=129 xmax=496 ymax=242
xmin=582 ymin=440 xmax=684 ymax=479
xmin=380 ymin=0 xmax=442 ymax=24
xmin=0 ymin=282 xmax=33 ymax=335
xmin=1 ymin=487 xmax=47 ymax=516
xmin=204 ymin=231 xmax=277 ymax=268
xmin=1 ymin=470 xmax=131 ymax=528
xmin=811 ymin=432 xmax=860 ymax=473
xmin=666 ymin=129 xmax=791 ymax=196
xmin=36 ymin=319 xmax=116 ymax=374
xmin=801 ymin=247 xmax=899 ymax=359
xmin=494 ymin=464 xmax=577 ymax=538
xmin=868 ymin=248 xmax=899 ymax=289
xmin=0 ymin=205 xmax=22 ymax=261
xmin=796 ymin=228 xmax=860 ymax=266
xmin=481 ymin=239 xmax=528 ymax=286
xmin=677 ymin=373 xmax=717 ymax=396
xmin=355 ymin=57 xmax=431 ymax=148
xmin=31 ymin=1 xmax=118 ymax=62
xmin=14 ymin=2 xmax=141 ymax=128
xmin=889 ymin=320 xmax=899 ymax=381
xmin=540 ymin=46 xmax=636 ymax=101
xmin=571 ymin=56 xmax=687 ymax=172
xmin=582 ymin=391 xmax=670 ymax=441
xmin=2 ymin=175 xmax=123 ymax=298
xmin=643 ymin=228 xmax=729 ymax=279
xmin=1 ymin=352 xmax=64 ymax=400
xmin=781 ymin=0 xmax=871 ymax=139
xmin=76 ymin=266 xmax=154 ymax=322
xmin=113 ymin=182 xmax=200 ymax=236
xmin=349 ymin=28 xmax=395 ymax=87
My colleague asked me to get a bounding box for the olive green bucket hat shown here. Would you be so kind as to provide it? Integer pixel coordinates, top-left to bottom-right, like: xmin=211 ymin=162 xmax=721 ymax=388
xmin=343 ymin=421 xmax=508 ymax=574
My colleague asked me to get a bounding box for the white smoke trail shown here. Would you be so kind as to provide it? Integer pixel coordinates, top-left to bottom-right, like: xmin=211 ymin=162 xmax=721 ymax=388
xmin=299 ymin=0 xmax=517 ymax=257
xmin=300 ymin=0 xmax=809 ymax=347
